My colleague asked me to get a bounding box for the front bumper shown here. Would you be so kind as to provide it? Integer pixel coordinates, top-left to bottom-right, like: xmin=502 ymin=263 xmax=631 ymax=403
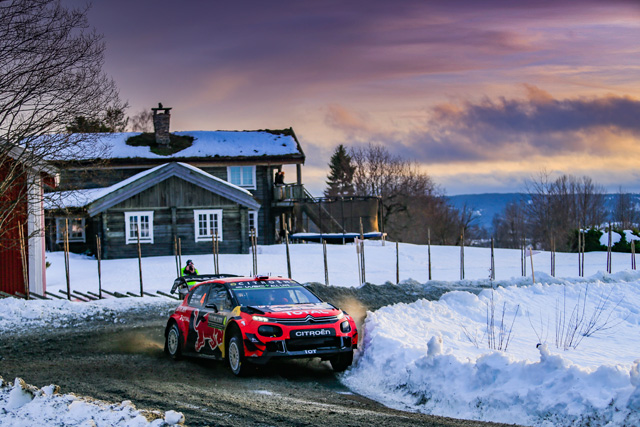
xmin=244 ymin=334 xmax=356 ymax=364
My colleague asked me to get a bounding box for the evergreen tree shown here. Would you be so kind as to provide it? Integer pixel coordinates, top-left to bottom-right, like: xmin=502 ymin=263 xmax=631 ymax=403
xmin=325 ymin=144 xmax=355 ymax=197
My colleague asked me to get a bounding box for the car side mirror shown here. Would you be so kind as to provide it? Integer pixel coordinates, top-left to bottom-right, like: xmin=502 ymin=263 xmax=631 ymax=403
xmin=205 ymin=302 xmax=218 ymax=312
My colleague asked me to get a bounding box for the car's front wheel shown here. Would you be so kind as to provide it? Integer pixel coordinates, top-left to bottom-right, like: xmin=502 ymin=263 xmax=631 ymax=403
xmin=165 ymin=323 xmax=182 ymax=360
xmin=227 ymin=333 xmax=247 ymax=376
xmin=330 ymin=350 xmax=353 ymax=372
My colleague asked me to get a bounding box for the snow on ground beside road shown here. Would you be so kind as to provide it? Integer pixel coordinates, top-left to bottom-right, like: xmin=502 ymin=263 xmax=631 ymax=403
xmin=0 ymin=377 xmax=184 ymax=426
xmin=342 ymin=271 xmax=640 ymax=427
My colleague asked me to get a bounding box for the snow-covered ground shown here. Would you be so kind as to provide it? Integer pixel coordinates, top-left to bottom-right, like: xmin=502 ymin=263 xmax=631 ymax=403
xmin=0 ymin=377 xmax=184 ymax=426
xmin=2 ymin=241 xmax=639 ymax=426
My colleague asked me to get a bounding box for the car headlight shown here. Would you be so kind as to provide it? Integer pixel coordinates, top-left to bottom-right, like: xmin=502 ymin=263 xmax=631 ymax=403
xmin=336 ymin=311 xmax=345 ymax=320
xmin=252 ymin=315 xmax=269 ymax=322
xmin=340 ymin=320 xmax=351 ymax=333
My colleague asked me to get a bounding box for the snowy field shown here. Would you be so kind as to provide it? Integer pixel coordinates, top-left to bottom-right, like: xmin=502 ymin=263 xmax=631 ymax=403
xmin=2 ymin=241 xmax=639 ymax=426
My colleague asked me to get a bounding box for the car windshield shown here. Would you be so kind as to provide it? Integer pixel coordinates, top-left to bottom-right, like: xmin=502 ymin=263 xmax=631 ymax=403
xmin=233 ymin=286 xmax=322 ymax=306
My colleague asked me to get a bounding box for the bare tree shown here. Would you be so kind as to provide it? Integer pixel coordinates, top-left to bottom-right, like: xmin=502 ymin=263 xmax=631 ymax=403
xmin=613 ymin=187 xmax=637 ymax=229
xmin=129 ymin=108 xmax=153 ymax=132
xmin=350 ymin=144 xmax=466 ymax=244
xmin=0 ymin=0 xmax=122 ymax=248
xmin=524 ymin=171 xmax=606 ymax=250
xmin=493 ymin=200 xmax=528 ymax=249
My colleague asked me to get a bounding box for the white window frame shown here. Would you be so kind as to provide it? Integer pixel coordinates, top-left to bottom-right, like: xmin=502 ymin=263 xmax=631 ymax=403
xmin=227 ymin=165 xmax=256 ymax=189
xmin=194 ymin=209 xmax=223 ymax=242
xmin=55 ymin=217 xmax=86 ymax=243
xmin=124 ymin=211 xmax=154 ymax=244
xmin=248 ymin=210 xmax=258 ymax=237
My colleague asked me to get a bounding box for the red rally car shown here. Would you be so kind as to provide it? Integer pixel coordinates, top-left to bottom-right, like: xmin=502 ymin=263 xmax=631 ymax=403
xmin=164 ymin=275 xmax=358 ymax=376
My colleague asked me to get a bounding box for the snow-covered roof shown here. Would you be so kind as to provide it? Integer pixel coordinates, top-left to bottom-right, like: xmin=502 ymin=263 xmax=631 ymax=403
xmin=57 ymin=130 xmax=303 ymax=161
xmin=46 ymin=162 xmax=260 ymax=214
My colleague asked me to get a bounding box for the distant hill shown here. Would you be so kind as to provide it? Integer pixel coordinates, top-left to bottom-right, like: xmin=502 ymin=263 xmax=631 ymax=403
xmin=447 ymin=193 xmax=640 ymax=232
xmin=447 ymin=193 xmax=527 ymax=231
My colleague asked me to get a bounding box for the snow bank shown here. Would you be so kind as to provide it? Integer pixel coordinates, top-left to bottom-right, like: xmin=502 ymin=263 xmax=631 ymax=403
xmin=342 ymin=277 xmax=640 ymax=426
xmin=0 ymin=377 xmax=184 ymax=426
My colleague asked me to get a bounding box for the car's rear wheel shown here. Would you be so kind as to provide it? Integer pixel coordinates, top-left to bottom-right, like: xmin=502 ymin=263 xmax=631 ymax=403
xmin=227 ymin=333 xmax=247 ymax=376
xmin=330 ymin=350 xmax=353 ymax=372
xmin=165 ymin=323 xmax=182 ymax=360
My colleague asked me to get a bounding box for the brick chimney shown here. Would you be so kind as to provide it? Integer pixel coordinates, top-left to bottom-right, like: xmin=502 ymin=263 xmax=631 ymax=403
xmin=151 ymin=103 xmax=172 ymax=145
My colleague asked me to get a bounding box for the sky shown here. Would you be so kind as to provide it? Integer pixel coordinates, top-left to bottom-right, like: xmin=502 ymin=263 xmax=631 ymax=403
xmin=64 ymin=0 xmax=640 ymax=196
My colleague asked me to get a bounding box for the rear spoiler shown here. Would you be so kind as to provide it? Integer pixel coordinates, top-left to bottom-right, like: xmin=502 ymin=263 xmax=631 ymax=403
xmin=170 ymin=274 xmax=240 ymax=294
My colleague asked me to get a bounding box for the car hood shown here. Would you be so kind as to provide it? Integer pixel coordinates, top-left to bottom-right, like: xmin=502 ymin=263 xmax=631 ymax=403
xmin=247 ymin=302 xmax=339 ymax=318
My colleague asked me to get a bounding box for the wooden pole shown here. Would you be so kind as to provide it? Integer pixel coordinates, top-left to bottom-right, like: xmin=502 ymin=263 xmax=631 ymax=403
xmin=285 ymin=227 xmax=292 ymax=278
xmin=427 ymin=227 xmax=432 ymax=280
xmin=360 ymin=239 xmax=366 ymax=284
xmin=577 ymin=228 xmax=582 ymax=276
xmin=18 ymin=225 xmax=29 ymax=299
xmin=96 ymin=235 xmax=102 ymax=299
xmin=64 ymin=218 xmax=71 ymax=300
xmin=396 ymin=241 xmax=400 ymax=284
xmin=459 ymin=229 xmax=465 ymax=280
xmin=323 ymin=239 xmax=329 ymax=285
xmin=178 ymin=238 xmax=182 ymax=275
xmin=173 ymin=235 xmax=179 ymax=277
xmin=607 ymin=223 xmax=612 ymax=274
xmin=581 ymin=228 xmax=585 ymax=276
xmin=521 ymin=238 xmax=525 ymax=277
xmin=632 ymin=240 xmax=636 ymax=270
xmin=214 ymin=232 xmax=220 ymax=275
xmin=136 ymin=224 xmax=144 ymax=297
xmin=490 ymin=237 xmax=495 ymax=281
xmin=529 ymin=246 xmax=535 ymax=284
xmin=356 ymin=238 xmax=362 ymax=286
xmin=551 ymin=237 xmax=556 ymax=277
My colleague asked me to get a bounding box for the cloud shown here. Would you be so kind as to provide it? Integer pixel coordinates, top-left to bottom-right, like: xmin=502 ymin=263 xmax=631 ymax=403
xmin=400 ymin=86 xmax=640 ymax=163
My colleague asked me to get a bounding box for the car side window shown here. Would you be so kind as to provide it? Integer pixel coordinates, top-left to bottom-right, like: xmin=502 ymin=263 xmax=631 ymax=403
xmin=188 ymin=285 xmax=209 ymax=308
xmin=207 ymin=284 xmax=231 ymax=311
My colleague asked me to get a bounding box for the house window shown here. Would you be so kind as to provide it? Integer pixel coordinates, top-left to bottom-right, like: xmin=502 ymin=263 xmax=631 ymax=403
xmin=125 ymin=211 xmax=154 ymax=244
xmin=56 ymin=218 xmax=86 ymax=243
xmin=194 ymin=209 xmax=223 ymax=242
xmin=227 ymin=166 xmax=256 ymax=189
xmin=248 ymin=210 xmax=258 ymax=237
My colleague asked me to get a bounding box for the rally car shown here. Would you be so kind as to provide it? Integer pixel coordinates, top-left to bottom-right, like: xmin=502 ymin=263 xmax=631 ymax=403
xmin=164 ymin=274 xmax=358 ymax=376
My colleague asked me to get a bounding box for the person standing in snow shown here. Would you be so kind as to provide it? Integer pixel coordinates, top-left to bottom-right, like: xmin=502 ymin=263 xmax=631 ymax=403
xmin=182 ymin=260 xmax=198 ymax=276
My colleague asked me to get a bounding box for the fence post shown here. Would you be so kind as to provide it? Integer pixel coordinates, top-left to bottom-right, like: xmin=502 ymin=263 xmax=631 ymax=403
xmin=607 ymin=224 xmax=612 ymax=274
xmin=174 ymin=235 xmax=179 ymax=277
xmin=285 ymin=227 xmax=292 ymax=278
xmin=529 ymin=246 xmax=535 ymax=284
xmin=323 ymin=239 xmax=329 ymax=285
xmin=64 ymin=218 xmax=71 ymax=300
xmin=396 ymin=241 xmax=400 ymax=284
xmin=178 ymin=238 xmax=182 ymax=275
xmin=96 ymin=235 xmax=102 ymax=299
xmin=136 ymin=224 xmax=144 ymax=297
xmin=356 ymin=238 xmax=362 ymax=286
xmin=428 ymin=227 xmax=432 ymax=280
xmin=490 ymin=237 xmax=495 ymax=281
xmin=632 ymin=240 xmax=636 ymax=270
xmin=459 ymin=229 xmax=465 ymax=280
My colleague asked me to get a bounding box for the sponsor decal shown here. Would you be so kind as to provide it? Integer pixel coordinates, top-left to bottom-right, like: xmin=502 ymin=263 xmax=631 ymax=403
xmin=192 ymin=309 xmax=224 ymax=352
xmin=257 ymin=303 xmax=334 ymax=315
xmin=208 ymin=314 xmax=226 ymax=328
xmin=291 ymin=328 xmax=335 ymax=338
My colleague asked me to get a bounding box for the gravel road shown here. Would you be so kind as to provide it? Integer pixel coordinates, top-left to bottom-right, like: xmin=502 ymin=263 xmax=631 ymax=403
xmin=0 ymin=284 xmax=517 ymax=427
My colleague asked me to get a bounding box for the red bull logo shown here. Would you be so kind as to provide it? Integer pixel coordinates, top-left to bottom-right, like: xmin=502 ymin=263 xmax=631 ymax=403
xmin=193 ymin=310 xmax=224 ymax=352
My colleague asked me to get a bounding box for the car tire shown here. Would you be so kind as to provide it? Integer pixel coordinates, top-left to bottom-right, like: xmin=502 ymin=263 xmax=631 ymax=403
xmin=227 ymin=333 xmax=247 ymax=376
xmin=330 ymin=350 xmax=353 ymax=372
xmin=165 ymin=323 xmax=182 ymax=360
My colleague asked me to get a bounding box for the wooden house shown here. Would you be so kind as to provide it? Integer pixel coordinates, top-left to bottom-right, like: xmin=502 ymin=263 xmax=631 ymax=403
xmin=45 ymin=106 xmax=307 ymax=258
